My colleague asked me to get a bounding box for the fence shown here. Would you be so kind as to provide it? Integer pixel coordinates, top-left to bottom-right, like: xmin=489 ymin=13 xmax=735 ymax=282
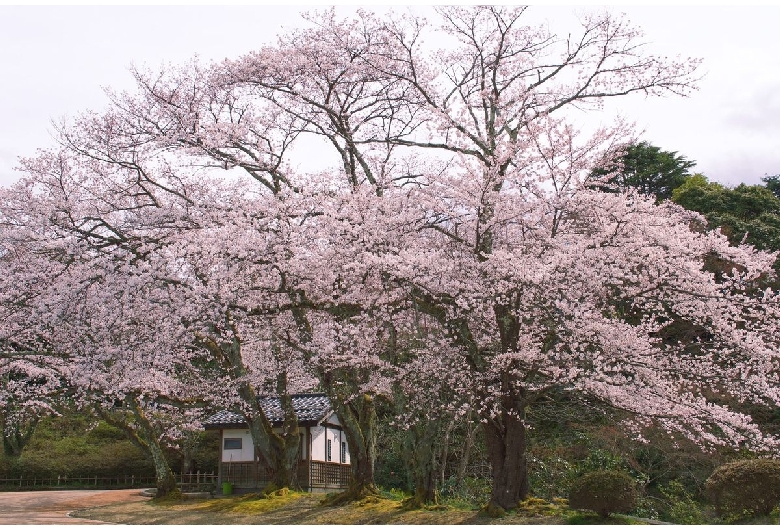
xmin=0 ymin=472 xmax=217 ymax=492
xmin=220 ymin=461 xmax=350 ymax=490
xmin=178 ymin=471 xmax=218 ymax=493
xmin=309 ymin=461 xmax=351 ymax=488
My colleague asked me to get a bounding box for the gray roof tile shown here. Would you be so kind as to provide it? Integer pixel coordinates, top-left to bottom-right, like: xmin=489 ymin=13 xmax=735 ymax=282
xmin=204 ymin=393 xmax=332 ymax=428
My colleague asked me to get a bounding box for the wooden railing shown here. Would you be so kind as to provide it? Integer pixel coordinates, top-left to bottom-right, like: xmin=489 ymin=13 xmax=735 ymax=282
xmin=221 ymin=462 xmax=272 ymax=487
xmin=0 ymin=475 xmax=154 ymax=490
xmin=0 ymin=472 xmax=217 ymax=492
xmin=178 ymin=471 xmax=218 ymax=492
xmin=310 ymin=461 xmax=351 ymax=488
xmin=220 ymin=460 xmax=351 ymax=489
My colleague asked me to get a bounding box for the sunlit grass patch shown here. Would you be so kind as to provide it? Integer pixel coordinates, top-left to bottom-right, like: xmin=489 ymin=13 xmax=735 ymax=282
xmin=193 ymin=488 xmax=306 ymax=514
xmin=309 ymin=495 xmax=406 ymax=524
xmin=515 ymin=496 xmax=567 ymax=517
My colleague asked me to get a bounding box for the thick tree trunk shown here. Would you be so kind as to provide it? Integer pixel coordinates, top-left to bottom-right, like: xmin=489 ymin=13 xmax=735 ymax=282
xmin=323 ymin=393 xmax=379 ymax=503
xmin=146 ymin=434 xmax=178 ymax=498
xmin=2 ymin=427 xmax=29 ymax=457
xmin=128 ymin=401 xmax=179 ymax=499
xmin=480 ymin=299 xmax=530 ymax=513
xmin=238 ymin=383 xmax=299 ymax=491
xmin=99 ymin=398 xmax=179 ymax=499
xmin=411 ymin=468 xmax=438 ymax=507
xmin=223 ymin=339 xmax=299 ymax=491
xmin=1 ymin=413 xmax=38 ymax=457
xmin=483 ymin=411 xmax=529 ymax=513
xmin=403 ymin=420 xmax=440 ymax=508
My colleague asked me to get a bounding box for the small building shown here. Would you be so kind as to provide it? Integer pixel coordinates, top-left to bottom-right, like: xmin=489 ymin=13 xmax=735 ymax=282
xmin=203 ymin=393 xmax=351 ymax=493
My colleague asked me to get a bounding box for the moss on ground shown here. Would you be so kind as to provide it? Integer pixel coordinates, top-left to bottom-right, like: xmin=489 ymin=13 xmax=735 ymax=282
xmin=192 ymin=488 xmax=305 ymax=515
xmin=75 ymin=490 xmax=652 ymax=525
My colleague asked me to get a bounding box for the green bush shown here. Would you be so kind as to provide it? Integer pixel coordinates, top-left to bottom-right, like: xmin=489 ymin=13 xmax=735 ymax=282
xmin=439 ymin=476 xmax=492 ymax=509
xmin=569 ymin=470 xmax=637 ymax=518
xmin=2 ymin=414 xmax=155 ymax=479
xmin=705 ymin=459 xmax=780 ymax=520
xmin=658 ymin=479 xmax=706 ymax=524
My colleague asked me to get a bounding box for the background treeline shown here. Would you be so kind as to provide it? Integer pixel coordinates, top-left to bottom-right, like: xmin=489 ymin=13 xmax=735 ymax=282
xmin=0 ymin=410 xmax=219 ymax=481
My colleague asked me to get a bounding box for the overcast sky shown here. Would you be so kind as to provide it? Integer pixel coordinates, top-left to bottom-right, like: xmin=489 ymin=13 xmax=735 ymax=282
xmin=1 ymin=5 xmax=779 ymax=188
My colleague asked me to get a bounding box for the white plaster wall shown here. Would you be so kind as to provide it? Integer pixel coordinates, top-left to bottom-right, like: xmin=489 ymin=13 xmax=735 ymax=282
xmin=309 ymin=425 xmax=350 ymax=464
xmin=221 ymin=429 xmax=254 ymax=462
xmin=338 ymin=428 xmax=351 ymax=465
xmin=310 ymin=426 xmax=325 ymax=461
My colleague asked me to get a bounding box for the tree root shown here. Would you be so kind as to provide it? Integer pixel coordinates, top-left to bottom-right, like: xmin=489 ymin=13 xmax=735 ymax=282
xmin=480 ymin=500 xmax=507 ymax=518
xmin=320 ymin=483 xmax=380 ymax=506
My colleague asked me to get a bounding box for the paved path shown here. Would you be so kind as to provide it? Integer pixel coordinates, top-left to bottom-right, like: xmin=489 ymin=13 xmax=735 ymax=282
xmin=0 ymin=489 xmax=146 ymax=525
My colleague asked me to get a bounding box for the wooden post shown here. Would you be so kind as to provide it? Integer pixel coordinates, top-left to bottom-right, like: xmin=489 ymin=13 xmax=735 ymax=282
xmin=217 ymin=428 xmax=223 ymax=489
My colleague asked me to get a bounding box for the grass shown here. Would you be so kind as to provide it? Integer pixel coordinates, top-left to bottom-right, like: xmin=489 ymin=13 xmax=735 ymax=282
xmin=189 ymin=489 xmax=306 ymax=515
xmin=73 ymin=489 xmax=656 ymax=525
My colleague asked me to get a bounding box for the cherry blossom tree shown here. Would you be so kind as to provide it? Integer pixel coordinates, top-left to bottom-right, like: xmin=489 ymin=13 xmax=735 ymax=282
xmin=4 ymin=5 xmax=780 ymax=515
xmin=1 ymin=115 xmax=332 ymax=490
xmin=0 ymin=166 xmax=191 ymax=496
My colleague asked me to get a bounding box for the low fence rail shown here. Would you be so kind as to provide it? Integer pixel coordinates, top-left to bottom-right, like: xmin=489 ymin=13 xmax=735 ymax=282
xmin=220 ymin=461 xmax=350 ymax=490
xmin=0 ymin=472 xmax=217 ymax=492
xmin=310 ymin=461 xmax=351 ymax=488
xmin=178 ymin=471 xmax=218 ymax=493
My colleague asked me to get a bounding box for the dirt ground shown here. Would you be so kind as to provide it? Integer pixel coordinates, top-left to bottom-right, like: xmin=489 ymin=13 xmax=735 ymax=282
xmin=0 ymin=489 xmax=146 ymax=525
xmin=72 ymin=493 xmax=575 ymax=525
xmin=0 ymin=488 xmax=654 ymax=525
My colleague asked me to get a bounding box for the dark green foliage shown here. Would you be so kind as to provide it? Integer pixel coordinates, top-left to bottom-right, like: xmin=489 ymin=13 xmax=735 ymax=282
xmin=592 ymin=141 xmax=695 ymax=201
xmin=658 ymin=479 xmax=706 ymax=524
xmin=439 ymin=476 xmax=492 ymax=509
xmin=0 ymin=411 xmax=219 ymax=484
xmin=181 ymin=430 xmax=220 ymax=473
xmin=705 ymin=459 xmax=780 ymax=519
xmin=763 ymin=174 xmax=780 ymax=200
xmin=373 ymin=421 xmax=410 ymax=492
xmin=526 ymin=392 xmax=639 ymax=501
xmin=0 ymin=414 xmax=155 ymax=478
xmin=569 ymin=470 xmax=638 ymax=518
xmin=672 ymin=175 xmax=780 ymax=257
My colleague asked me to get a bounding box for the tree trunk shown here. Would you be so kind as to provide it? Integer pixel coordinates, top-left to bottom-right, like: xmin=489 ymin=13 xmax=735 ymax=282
xmin=323 ymin=393 xmax=379 ymax=503
xmin=146 ymin=433 xmax=178 ymax=498
xmin=223 ymin=340 xmax=299 ymax=491
xmin=439 ymin=418 xmax=454 ymax=486
xmin=1 ymin=414 xmax=38 ymax=457
xmin=402 ymin=419 xmax=440 ymax=508
xmin=99 ymin=398 xmax=179 ymax=499
xmin=456 ymin=419 xmax=478 ymax=488
xmin=238 ymin=383 xmax=299 ymax=491
xmin=127 ymin=401 xmax=179 ymax=499
xmin=483 ymin=410 xmax=529 ymax=513
xmin=481 ymin=300 xmax=530 ymax=513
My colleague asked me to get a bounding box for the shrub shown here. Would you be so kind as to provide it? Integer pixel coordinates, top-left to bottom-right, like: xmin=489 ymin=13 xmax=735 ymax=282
xmin=568 ymin=470 xmax=637 ymax=517
xmin=658 ymin=479 xmax=706 ymax=524
xmin=705 ymin=459 xmax=780 ymax=520
xmin=439 ymin=476 xmax=492 ymax=510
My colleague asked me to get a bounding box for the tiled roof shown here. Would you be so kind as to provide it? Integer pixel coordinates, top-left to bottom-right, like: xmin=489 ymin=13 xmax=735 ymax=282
xmin=203 ymin=393 xmax=333 ymax=428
